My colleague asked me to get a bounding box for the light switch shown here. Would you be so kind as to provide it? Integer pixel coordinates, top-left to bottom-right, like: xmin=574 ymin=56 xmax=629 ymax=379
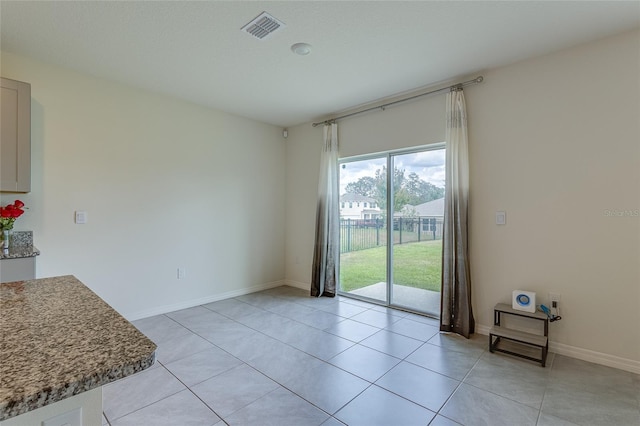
xmin=75 ymin=211 xmax=87 ymax=224
xmin=496 ymin=211 xmax=506 ymax=225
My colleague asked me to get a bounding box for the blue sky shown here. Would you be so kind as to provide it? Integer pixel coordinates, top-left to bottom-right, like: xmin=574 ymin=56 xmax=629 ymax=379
xmin=339 ymin=148 xmax=445 ymax=195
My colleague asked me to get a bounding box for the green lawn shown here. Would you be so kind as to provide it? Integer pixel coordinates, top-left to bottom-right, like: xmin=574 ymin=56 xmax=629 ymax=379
xmin=339 ymin=240 xmax=442 ymax=293
xmin=340 ymin=226 xmax=438 ymax=253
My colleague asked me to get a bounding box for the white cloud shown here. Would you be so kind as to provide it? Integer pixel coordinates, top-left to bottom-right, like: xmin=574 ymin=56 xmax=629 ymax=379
xmin=339 ymin=148 xmax=445 ymax=194
xmin=339 ymin=157 xmax=385 ymax=194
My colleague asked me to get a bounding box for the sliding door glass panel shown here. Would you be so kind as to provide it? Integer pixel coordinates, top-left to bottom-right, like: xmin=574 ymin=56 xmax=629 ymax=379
xmin=389 ymin=149 xmax=445 ymax=316
xmin=338 ymin=156 xmax=388 ymax=304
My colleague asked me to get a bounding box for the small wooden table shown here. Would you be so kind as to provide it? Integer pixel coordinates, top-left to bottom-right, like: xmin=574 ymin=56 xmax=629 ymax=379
xmin=489 ymin=303 xmax=549 ymax=367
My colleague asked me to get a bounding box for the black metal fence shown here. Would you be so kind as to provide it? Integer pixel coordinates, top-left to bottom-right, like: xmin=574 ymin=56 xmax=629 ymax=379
xmin=340 ymin=216 xmax=443 ymax=254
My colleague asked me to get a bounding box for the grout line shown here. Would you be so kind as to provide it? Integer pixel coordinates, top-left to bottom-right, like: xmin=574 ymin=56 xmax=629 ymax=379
xmin=157 ymin=301 xmax=371 ymax=421
xmin=161 ymin=362 xmax=229 ymax=423
xmin=126 ymin=288 xmax=480 ymax=425
xmin=197 ymin=293 xmax=411 ymax=420
xmin=173 ymin=315 xmax=348 ymax=422
xmin=132 ymin=288 xmax=640 ymax=425
xmin=105 ymin=375 xmax=185 ymax=424
xmin=430 ymin=358 xmax=479 ymax=420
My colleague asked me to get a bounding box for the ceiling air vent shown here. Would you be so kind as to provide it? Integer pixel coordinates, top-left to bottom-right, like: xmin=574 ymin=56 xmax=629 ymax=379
xmin=241 ymin=12 xmax=285 ymax=40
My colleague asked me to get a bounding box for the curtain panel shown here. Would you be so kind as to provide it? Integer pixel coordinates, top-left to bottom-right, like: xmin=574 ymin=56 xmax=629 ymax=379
xmin=311 ymin=123 xmax=339 ymax=297
xmin=440 ymin=89 xmax=475 ymax=338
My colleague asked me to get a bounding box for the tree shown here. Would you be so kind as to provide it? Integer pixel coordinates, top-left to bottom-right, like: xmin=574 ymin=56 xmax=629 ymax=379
xmin=344 ymin=176 xmax=376 ymax=198
xmin=345 ymin=167 xmax=444 ymax=213
xmin=405 ymin=172 xmax=445 ymax=205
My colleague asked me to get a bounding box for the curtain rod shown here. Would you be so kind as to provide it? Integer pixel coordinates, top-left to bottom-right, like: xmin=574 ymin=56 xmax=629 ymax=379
xmin=312 ymin=76 xmax=483 ymax=127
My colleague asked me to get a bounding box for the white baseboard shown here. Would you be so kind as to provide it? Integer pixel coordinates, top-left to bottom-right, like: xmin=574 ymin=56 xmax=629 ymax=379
xmin=284 ymin=279 xmax=310 ymax=291
xmin=125 ymin=280 xmax=285 ymax=321
xmin=547 ymin=341 xmax=640 ymax=375
xmin=476 ymin=324 xmax=640 ymax=374
xmin=476 ymin=324 xmax=492 ymax=335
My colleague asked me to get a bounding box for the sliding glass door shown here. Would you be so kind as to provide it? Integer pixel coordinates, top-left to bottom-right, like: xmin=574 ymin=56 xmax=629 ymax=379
xmin=338 ymin=156 xmax=388 ymax=304
xmin=338 ymin=145 xmax=445 ymax=316
xmin=388 ymin=149 xmax=445 ymax=316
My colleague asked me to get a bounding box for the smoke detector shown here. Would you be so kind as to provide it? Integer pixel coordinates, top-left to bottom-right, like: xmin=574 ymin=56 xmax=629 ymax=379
xmin=241 ymin=12 xmax=286 ymax=40
xmin=291 ymin=43 xmax=312 ymax=56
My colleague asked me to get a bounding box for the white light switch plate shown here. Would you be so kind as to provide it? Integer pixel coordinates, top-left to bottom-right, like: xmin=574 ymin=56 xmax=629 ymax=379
xmin=75 ymin=211 xmax=87 ymax=224
xmin=496 ymin=211 xmax=506 ymax=225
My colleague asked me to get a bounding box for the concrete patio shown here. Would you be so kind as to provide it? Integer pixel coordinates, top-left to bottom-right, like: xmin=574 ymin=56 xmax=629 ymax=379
xmin=347 ymin=282 xmax=440 ymax=317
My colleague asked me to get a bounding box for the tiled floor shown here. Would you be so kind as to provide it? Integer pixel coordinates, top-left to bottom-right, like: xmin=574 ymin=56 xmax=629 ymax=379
xmin=103 ymin=286 xmax=640 ymax=426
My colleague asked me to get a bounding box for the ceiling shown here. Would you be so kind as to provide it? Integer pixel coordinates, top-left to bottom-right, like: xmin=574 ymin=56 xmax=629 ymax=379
xmin=1 ymin=1 xmax=638 ymax=128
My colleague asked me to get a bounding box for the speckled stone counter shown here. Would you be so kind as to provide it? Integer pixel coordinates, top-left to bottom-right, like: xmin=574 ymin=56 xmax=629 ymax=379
xmin=0 ymin=275 xmax=156 ymax=421
xmin=0 ymin=231 xmax=40 ymax=259
xmin=0 ymin=245 xmax=39 ymax=260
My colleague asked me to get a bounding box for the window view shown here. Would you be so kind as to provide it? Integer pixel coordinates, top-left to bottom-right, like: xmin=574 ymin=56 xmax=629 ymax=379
xmin=339 ymin=147 xmax=445 ymax=316
xmin=339 ymin=156 xmax=388 ymax=305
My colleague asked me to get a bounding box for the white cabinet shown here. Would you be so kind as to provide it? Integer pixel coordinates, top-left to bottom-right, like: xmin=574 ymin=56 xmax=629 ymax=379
xmin=0 ymin=388 xmax=102 ymax=426
xmin=1 ymin=77 xmax=31 ymax=193
xmin=0 ymin=257 xmax=36 ymax=283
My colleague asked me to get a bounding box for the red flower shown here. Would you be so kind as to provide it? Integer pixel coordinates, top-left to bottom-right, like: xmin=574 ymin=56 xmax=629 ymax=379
xmin=0 ymin=200 xmax=27 ymax=231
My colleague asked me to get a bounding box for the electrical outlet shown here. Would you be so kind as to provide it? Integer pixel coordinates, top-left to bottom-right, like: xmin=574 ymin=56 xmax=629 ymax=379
xmin=177 ymin=267 xmax=186 ymax=279
xmin=549 ymin=293 xmax=561 ymax=316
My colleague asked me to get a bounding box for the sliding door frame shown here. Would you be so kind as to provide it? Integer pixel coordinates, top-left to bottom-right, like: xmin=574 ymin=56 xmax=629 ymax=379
xmin=338 ymin=151 xmax=389 ymax=305
xmin=338 ymin=143 xmax=445 ymax=317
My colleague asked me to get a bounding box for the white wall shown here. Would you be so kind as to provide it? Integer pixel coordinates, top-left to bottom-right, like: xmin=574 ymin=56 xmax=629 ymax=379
xmin=1 ymin=52 xmax=286 ymax=319
xmin=468 ymin=29 xmax=639 ymax=368
xmin=284 ymin=123 xmax=321 ymax=288
xmin=284 ymin=68 xmax=448 ymax=287
xmin=285 ymin=29 xmax=640 ymax=371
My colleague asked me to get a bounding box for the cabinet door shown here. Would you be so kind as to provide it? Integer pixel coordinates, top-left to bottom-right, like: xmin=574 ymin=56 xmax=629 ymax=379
xmin=1 ymin=77 xmax=31 ymax=193
xmin=0 ymin=257 xmax=36 ymax=283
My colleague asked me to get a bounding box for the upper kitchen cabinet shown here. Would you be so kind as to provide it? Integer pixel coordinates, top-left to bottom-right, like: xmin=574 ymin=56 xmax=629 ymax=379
xmin=1 ymin=77 xmax=31 ymax=193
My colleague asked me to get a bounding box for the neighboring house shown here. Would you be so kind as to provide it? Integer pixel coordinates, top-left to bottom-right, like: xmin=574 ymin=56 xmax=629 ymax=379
xmin=396 ymin=197 xmax=444 ymax=237
xmin=339 ymin=193 xmax=381 ymax=220
xmin=398 ymin=197 xmax=444 ymax=217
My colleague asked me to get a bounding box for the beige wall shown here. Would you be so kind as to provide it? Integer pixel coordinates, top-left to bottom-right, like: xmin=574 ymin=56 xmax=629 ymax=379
xmin=468 ymin=29 xmax=639 ymax=366
xmin=1 ymin=28 xmax=637 ymax=370
xmin=285 ymin=30 xmax=640 ymax=370
xmin=0 ymin=52 xmax=286 ymax=319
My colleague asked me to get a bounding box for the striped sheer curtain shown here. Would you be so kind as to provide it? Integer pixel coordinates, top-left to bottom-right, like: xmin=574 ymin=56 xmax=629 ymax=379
xmin=311 ymin=123 xmax=339 ymax=297
xmin=440 ymin=88 xmax=475 ymax=338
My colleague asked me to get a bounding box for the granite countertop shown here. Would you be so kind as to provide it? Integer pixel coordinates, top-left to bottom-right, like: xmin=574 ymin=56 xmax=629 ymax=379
xmin=0 ymin=231 xmax=40 ymax=259
xmin=0 ymin=275 xmax=156 ymax=421
xmin=0 ymin=245 xmax=40 ymax=260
